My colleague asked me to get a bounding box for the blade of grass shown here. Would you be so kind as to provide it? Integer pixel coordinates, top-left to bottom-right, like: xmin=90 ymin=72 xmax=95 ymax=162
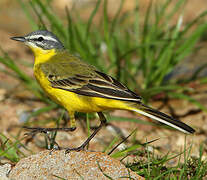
xmin=85 ymin=0 xmax=101 ymax=40
xmin=108 ymin=129 xmax=137 ymax=155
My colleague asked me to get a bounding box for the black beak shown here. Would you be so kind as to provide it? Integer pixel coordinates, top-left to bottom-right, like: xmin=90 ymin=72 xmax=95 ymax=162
xmin=10 ymin=36 xmax=26 ymax=42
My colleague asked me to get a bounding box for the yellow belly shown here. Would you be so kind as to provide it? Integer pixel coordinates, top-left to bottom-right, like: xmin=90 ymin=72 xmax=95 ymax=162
xmin=34 ymin=66 xmax=131 ymax=113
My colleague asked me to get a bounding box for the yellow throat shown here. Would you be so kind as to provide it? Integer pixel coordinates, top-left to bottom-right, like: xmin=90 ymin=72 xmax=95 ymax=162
xmin=29 ymin=46 xmax=57 ymax=64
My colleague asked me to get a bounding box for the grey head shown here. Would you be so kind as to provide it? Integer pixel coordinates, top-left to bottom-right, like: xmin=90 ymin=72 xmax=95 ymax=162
xmin=11 ymin=30 xmax=65 ymax=50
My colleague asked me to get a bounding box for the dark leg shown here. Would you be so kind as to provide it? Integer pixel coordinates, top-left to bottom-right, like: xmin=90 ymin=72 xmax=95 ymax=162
xmin=23 ymin=126 xmax=76 ymax=146
xmin=23 ymin=126 xmax=62 ymax=150
xmin=65 ymin=112 xmax=107 ymax=153
xmin=24 ymin=111 xmax=77 ymax=150
xmin=23 ymin=126 xmax=76 ymax=135
xmin=24 ymin=127 xmax=76 ymax=149
xmin=23 ymin=111 xmax=77 ymax=136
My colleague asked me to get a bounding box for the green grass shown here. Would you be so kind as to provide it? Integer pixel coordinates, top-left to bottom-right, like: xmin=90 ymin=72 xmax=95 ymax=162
xmin=137 ymin=145 xmax=207 ymax=179
xmin=107 ymin=133 xmax=207 ymax=179
xmin=0 ymin=133 xmax=30 ymax=163
xmin=0 ymin=0 xmax=207 ymax=178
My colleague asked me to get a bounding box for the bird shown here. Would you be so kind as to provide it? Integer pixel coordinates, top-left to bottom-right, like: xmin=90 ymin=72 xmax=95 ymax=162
xmin=11 ymin=30 xmax=195 ymax=152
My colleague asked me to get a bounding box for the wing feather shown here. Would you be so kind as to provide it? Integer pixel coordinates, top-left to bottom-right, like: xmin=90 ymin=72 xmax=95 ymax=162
xmin=40 ymin=56 xmax=141 ymax=102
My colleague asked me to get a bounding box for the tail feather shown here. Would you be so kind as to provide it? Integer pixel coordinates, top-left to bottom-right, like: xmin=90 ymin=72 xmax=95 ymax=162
xmin=132 ymin=104 xmax=195 ymax=134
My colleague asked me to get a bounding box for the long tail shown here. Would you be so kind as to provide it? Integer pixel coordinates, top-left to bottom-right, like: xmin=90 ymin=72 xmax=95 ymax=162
xmin=131 ymin=104 xmax=195 ymax=134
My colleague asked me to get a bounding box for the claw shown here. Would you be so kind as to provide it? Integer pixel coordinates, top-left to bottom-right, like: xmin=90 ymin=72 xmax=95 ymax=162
xmin=65 ymin=146 xmax=84 ymax=154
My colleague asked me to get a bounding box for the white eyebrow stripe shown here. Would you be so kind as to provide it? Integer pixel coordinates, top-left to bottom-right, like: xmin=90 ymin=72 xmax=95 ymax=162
xmin=27 ymin=35 xmax=59 ymax=42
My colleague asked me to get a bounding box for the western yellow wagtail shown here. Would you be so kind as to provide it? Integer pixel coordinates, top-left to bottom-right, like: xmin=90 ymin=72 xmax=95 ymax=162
xmin=11 ymin=30 xmax=195 ymax=152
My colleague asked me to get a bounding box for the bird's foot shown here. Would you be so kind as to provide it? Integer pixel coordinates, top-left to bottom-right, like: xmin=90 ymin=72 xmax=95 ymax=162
xmin=65 ymin=145 xmax=85 ymax=154
xmin=23 ymin=126 xmax=76 ymax=136
xmin=23 ymin=126 xmax=76 ymax=150
xmin=49 ymin=142 xmax=62 ymax=155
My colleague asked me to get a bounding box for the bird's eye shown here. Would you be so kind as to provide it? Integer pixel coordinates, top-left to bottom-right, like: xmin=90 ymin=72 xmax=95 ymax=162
xmin=37 ymin=37 xmax=44 ymax=41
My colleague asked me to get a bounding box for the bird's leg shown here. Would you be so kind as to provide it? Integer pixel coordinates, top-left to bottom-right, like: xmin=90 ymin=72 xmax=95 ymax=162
xmin=23 ymin=126 xmax=76 ymax=134
xmin=24 ymin=112 xmax=77 ymax=151
xmin=65 ymin=112 xmax=107 ymax=153
xmin=23 ymin=126 xmax=76 ymax=141
xmin=24 ymin=127 xmax=60 ymax=150
xmin=68 ymin=111 xmax=77 ymax=131
xmin=23 ymin=111 xmax=77 ymax=137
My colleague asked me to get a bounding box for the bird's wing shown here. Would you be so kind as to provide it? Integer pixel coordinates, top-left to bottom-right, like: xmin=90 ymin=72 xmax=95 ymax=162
xmin=41 ymin=54 xmax=141 ymax=102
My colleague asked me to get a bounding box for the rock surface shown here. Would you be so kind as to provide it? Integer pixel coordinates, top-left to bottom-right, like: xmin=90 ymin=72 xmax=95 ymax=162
xmin=9 ymin=150 xmax=144 ymax=180
xmin=0 ymin=164 xmax=11 ymax=180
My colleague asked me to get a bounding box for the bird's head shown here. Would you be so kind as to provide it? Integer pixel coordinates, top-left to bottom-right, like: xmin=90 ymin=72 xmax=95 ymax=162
xmin=11 ymin=30 xmax=65 ymax=57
